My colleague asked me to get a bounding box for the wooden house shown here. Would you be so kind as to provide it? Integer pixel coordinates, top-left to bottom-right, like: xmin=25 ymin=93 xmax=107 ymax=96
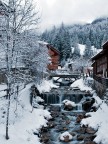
xmin=47 ymin=44 xmax=60 ymax=70
xmin=38 ymin=41 xmax=60 ymax=71
xmin=91 ymin=41 xmax=108 ymax=96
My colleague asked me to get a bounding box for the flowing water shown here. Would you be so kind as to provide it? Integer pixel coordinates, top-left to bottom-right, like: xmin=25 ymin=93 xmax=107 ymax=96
xmin=77 ymin=103 xmax=83 ymax=111
xmin=40 ymin=82 xmax=94 ymax=144
xmin=42 ymin=86 xmax=87 ymax=106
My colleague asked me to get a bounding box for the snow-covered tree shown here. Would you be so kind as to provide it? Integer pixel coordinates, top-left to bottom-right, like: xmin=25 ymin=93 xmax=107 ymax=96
xmin=71 ymin=34 xmax=80 ymax=60
xmin=102 ymin=33 xmax=108 ymax=45
xmin=84 ymin=38 xmax=93 ymax=59
xmin=0 ymin=0 xmax=42 ymax=139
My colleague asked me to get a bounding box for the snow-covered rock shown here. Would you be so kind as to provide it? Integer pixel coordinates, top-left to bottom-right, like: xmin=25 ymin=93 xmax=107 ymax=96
xmin=59 ymin=131 xmax=73 ymax=142
xmin=62 ymin=100 xmax=76 ymax=111
xmin=35 ymin=96 xmax=44 ymax=103
xmin=62 ymin=100 xmax=76 ymax=107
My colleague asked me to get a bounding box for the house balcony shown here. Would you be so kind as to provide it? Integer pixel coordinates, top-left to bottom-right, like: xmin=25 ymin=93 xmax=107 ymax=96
xmin=93 ymin=74 xmax=108 ymax=87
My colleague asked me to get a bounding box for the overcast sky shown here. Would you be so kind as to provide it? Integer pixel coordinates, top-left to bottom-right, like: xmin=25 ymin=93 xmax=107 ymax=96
xmin=36 ymin=0 xmax=108 ymax=31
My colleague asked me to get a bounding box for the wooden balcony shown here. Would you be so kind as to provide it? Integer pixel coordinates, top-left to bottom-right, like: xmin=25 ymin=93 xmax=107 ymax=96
xmin=93 ymin=75 xmax=108 ymax=87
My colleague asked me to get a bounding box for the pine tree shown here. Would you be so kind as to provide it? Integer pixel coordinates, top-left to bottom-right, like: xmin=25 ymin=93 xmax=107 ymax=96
xmin=102 ymin=33 xmax=108 ymax=45
xmin=84 ymin=38 xmax=93 ymax=59
xmin=71 ymin=34 xmax=80 ymax=59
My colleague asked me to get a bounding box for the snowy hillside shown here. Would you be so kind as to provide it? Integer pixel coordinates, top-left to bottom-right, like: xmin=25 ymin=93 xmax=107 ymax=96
xmin=72 ymin=44 xmax=102 ymax=56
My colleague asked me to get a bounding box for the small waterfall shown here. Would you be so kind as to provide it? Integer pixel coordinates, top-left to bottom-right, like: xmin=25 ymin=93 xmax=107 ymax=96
xmin=77 ymin=103 xmax=83 ymax=111
xmin=59 ymin=87 xmax=65 ymax=105
xmin=59 ymin=95 xmax=62 ymax=105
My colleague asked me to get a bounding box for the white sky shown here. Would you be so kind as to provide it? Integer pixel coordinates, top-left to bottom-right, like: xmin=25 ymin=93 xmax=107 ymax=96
xmin=36 ymin=0 xmax=108 ymax=31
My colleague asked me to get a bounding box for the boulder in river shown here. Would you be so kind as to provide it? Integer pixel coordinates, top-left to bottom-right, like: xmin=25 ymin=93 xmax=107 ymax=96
xmin=77 ymin=134 xmax=85 ymax=141
xmin=62 ymin=100 xmax=76 ymax=111
xmin=40 ymin=133 xmax=50 ymax=143
xmin=82 ymin=98 xmax=95 ymax=111
xmin=76 ymin=114 xmax=84 ymax=123
xmin=86 ymin=127 xmax=97 ymax=134
xmin=59 ymin=131 xmax=73 ymax=142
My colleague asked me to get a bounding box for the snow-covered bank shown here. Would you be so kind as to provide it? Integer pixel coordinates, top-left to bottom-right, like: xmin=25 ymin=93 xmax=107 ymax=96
xmin=0 ymin=84 xmax=51 ymax=144
xmin=37 ymin=79 xmax=59 ymax=93
xmin=81 ymin=93 xmax=108 ymax=144
xmin=71 ymin=78 xmax=108 ymax=144
xmin=71 ymin=78 xmax=92 ymax=91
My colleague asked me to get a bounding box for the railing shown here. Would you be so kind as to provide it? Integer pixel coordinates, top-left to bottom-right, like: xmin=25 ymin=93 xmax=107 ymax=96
xmin=93 ymin=75 xmax=108 ymax=87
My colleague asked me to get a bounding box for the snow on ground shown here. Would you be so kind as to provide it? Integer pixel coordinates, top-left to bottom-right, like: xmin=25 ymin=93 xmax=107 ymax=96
xmin=81 ymin=93 xmax=108 ymax=144
xmin=1 ymin=78 xmax=108 ymax=144
xmin=71 ymin=78 xmax=108 ymax=144
xmin=78 ymin=44 xmax=85 ymax=55
xmin=0 ymin=83 xmax=51 ymax=144
xmin=37 ymin=79 xmax=59 ymax=93
xmin=71 ymin=78 xmax=92 ymax=91
xmin=78 ymin=44 xmax=102 ymax=56
xmin=35 ymin=96 xmax=44 ymax=102
xmin=72 ymin=44 xmax=102 ymax=56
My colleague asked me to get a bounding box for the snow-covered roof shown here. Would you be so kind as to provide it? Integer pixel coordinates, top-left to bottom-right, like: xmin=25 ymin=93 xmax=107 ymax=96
xmin=38 ymin=40 xmax=60 ymax=55
xmin=91 ymin=49 xmax=105 ymax=61
xmin=103 ymin=40 xmax=108 ymax=50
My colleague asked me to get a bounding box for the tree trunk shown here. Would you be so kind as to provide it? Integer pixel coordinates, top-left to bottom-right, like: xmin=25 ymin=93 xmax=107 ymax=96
xmin=6 ymin=85 xmax=11 ymax=140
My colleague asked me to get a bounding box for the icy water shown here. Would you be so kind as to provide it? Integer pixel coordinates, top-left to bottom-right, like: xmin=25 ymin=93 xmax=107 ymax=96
xmin=47 ymin=106 xmax=85 ymax=144
xmin=40 ymin=104 xmax=96 ymax=144
xmin=40 ymin=80 xmax=96 ymax=144
xmin=41 ymin=86 xmax=89 ymax=105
